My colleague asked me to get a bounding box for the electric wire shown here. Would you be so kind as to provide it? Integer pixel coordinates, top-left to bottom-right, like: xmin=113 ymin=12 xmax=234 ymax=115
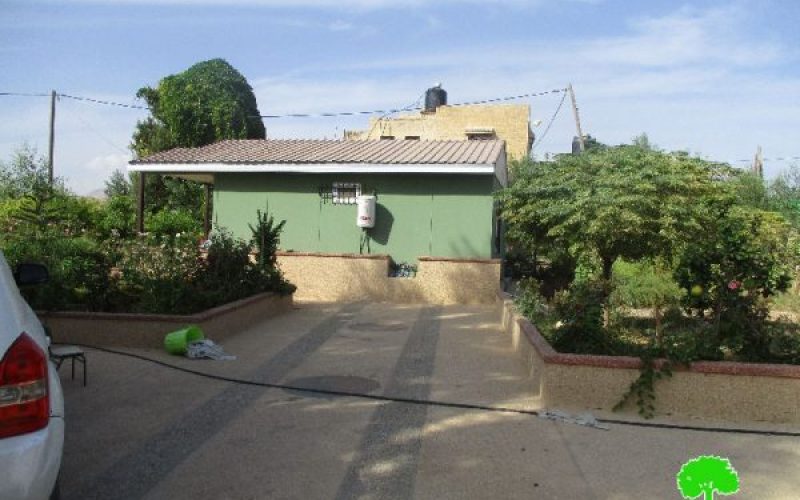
xmin=5 ymin=89 xmax=800 ymax=163
xmin=57 ymin=93 xmax=148 ymax=110
xmin=363 ymin=91 xmax=425 ymax=139
xmin=57 ymin=342 xmax=800 ymax=438
xmin=66 ymin=104 xmax=131 ymax=155
xmin=0 ymin=88 xmax=567 ymax=118
xmin=256 ymin=88 xmax=567 ymax=119
xmin=531 ymin=89 xmax=567 ymax=153
xmin=0 ymin=92 xmax=51 ymax=97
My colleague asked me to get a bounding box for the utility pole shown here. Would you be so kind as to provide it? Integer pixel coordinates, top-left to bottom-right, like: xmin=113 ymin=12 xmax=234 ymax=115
xmin=567 ymin=83 xmax=585 ymax=153
xmin=48 ymin=90 xmax=56 ymax=185
xmin=752 ymin=145 xmax=764 ymax=178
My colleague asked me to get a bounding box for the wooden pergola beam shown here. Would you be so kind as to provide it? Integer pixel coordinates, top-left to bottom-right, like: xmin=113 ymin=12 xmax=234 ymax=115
xmin=136 ymin=172 xmax=146 ymax=233
xmin=204 ymin=183 xmax=212 ymax=236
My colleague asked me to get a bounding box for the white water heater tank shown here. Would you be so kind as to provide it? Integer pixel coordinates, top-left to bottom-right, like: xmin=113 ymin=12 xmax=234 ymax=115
xmin=356 ymin=195 xmax=376 ymax=228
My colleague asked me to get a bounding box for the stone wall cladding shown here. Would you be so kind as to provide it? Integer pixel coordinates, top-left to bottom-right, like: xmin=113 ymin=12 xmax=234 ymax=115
xmin=277 ymin=252 xmax=391 ymax=302
xmin=42 ymin=292 xmax=293 ymax=349
xmin=277 ymin=252 xmax=500 ymax=304
xmin=415 ymin=257 xmax=501 ymax=304
xmin=497 ymin=291 xmax=800 ymax=424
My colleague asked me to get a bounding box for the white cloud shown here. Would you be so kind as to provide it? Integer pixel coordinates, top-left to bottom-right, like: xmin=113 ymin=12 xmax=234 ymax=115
xmin=252 ymin=3 xmax=799 ymax=178
xmin=87 ymin=153 xmax=131 ymax=173
xmin=328 ymin=20 xmax=354 ymax=31
xmin=63 ymin=0 xmax=541 ymax=7
xmin=580 ymin=5 xmax=784 ymax=68
xmin=4 ymin=2 xmax=797 ymax=194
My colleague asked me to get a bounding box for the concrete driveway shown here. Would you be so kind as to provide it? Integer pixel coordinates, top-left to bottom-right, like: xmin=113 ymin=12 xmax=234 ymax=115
xmin=57 ymin=302 xmax=800 ymax=499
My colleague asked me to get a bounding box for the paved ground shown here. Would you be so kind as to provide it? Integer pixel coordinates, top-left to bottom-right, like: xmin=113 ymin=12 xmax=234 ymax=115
xmin=57 ymin=302 xmax=800 ymax=499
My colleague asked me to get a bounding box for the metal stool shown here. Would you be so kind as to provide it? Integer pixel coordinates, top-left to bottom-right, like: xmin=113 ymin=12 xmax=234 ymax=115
xmin=50 ymin=345 xmax=87 ymax=386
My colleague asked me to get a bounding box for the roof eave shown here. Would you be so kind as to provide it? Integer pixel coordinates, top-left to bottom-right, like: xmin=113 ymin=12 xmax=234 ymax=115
xmin=127 ymin=162 xmax=497 ymax=175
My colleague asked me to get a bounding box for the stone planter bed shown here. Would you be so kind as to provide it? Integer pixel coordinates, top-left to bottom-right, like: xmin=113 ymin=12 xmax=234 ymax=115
xmin=497 ymin=291 xmax=800 ymax=425
xmin=40 ymin=292 xmax=294 ymax=349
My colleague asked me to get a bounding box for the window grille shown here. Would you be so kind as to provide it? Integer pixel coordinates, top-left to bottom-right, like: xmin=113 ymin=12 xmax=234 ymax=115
xmin=332 ymin=182 xmax=361 ymax=205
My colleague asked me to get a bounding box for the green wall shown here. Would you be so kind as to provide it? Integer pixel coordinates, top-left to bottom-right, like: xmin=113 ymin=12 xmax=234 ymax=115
xmin=214 ymin=173 xmax=498 ymax=263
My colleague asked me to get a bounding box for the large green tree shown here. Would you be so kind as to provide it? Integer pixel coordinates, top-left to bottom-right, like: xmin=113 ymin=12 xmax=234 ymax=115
xmin=131 ymin=59 xmax=266 ymax=221
xmin=0 ymin=145 xmax=66 ymax=200
xmin=132 ymin=58 xmax=265 ymax=156
xmin=499 ymin=145 xmax=719 ymax=287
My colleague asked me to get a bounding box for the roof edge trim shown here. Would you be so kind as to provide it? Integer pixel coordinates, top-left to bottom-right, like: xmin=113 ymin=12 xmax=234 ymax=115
xmin=127 ymin=162 xmax=496 ymax=175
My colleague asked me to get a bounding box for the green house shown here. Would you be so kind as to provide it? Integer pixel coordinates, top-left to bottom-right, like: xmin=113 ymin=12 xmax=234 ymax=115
xmin=130 ymin=139 xmax=508 ymax=265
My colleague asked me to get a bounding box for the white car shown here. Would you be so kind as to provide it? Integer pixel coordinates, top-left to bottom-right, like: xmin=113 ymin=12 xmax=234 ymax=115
xmin=0 ymin=251 xmax=64 ymax=500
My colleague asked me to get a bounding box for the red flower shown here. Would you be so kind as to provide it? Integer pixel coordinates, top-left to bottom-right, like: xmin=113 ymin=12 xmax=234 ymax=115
xmin=728 ymin=280 xmax=741 ymax=291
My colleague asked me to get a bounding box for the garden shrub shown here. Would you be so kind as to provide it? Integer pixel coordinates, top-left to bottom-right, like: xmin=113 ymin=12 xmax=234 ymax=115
xmin=249 ymin=208 xmax=285 ymax=270
xmin=3 ymin=233 xmax=111 ymax=311
xmin=0 ymin=198 xmax=24 ymax=234
xmin=676 ymin=205 xmax=794 ymax=358
xmin=112 ymin=227 xmax=293 ymax=315
xmin=549 ymin=280 xmax=611 ymax=354
xmin=96 ymin=194 xmax=136 ymax=240
xmin=0 ymin=146 xmax=293 ymax=315
xmin=52 ymin=195 xmax=104 ymax=237
xmin=114 ymin=233 xmax=201 ymax=314
xmin=144 ymin=207 xmax=202 ymax=237
xmin=515 ymin=278 xmax=551 ymax=328
xmin=194 ymin=229 xmax=261 ymax=311
xmin=504 ymin=248 xmax=575 ymax=298
xmin=611 ymin=260 xmax=684 ymax=344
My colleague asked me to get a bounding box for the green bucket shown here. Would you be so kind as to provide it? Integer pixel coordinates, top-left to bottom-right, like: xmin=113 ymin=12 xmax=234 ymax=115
xmin=164 ymin=325 xmax=205 ymax=355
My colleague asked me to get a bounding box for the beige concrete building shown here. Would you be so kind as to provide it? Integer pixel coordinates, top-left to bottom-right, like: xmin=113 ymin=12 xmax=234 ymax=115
xmin=345 ymin=102 xmax=534 ymax=161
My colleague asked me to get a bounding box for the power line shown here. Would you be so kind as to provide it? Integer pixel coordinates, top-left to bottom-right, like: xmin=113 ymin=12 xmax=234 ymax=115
xmin=5 ymin=89 xmax=800 ymax=161
xmin=0 ymin=91 xmax=148 ymax=109
xmin=58 ymin=93 xmax=148 ymax=110
xmin=531 ymin=89 xmax=567 ymax=153
xmin=364 ymin=91 xmax=426 ymax=139
xmin=1 ymin=88 xmax=567 ymax=118
xmin=0 ymin=91 xmax=51 ymax=97
xmin=256 ymin=88 xmax=568 ymax=119
xmin=70 ymin=108 xmax=130 ymax=155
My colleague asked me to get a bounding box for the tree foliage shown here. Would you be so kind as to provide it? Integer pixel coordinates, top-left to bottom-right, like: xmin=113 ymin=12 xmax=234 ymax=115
xmin=132 ymin=58 xmax=265 ymax=157
xmin=0 ymin=145 xmax=65 ymax=200
xmin=676 ymin=202 xmax=794 ymax=359
xmin=130 ymin=59 xmax=265 ymax=226
xmin=104 ymin=169 xmax=131 ymax=198
xmin=0 ymin=146 xmax=100 ymax=239
xmin=611 ymin=259 xmax=683 ymax=343
xmin=768 ymin=164 xmax=800 ymax=227
xmin=144 ymin=207 xmax=202 ymax=236
xmin=502 ymin=140 xmax=799 ymax=415
xmin=500 ymin=146 xmax=719 ymax=285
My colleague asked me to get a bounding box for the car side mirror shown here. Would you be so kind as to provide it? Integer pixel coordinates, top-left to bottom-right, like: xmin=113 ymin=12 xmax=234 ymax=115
xmin=14 ymin=263 xmax=49 ymax=286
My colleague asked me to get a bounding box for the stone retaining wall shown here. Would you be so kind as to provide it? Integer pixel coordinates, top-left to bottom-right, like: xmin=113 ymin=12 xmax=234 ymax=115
xmin=42 ymin=292 xmax=293 ymax=349
xmin=277 ymin=252 xmax=501 ymax=304
xmin=497 ymin=291 xmax=800 ymax=424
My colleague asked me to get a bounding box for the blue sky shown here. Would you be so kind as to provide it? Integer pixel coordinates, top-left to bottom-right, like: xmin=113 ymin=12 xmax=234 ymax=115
xmin=1 ymin=0 xmax=799 ymax=194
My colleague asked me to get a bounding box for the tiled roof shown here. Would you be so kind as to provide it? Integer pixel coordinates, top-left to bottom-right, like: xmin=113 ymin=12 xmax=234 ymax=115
xmin=132 ymin=139 xmax=505 ymax=165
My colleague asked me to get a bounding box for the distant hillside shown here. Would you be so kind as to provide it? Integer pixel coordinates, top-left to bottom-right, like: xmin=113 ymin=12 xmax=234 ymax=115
xmin=83 ymin=189 xmax=107 ymax=201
